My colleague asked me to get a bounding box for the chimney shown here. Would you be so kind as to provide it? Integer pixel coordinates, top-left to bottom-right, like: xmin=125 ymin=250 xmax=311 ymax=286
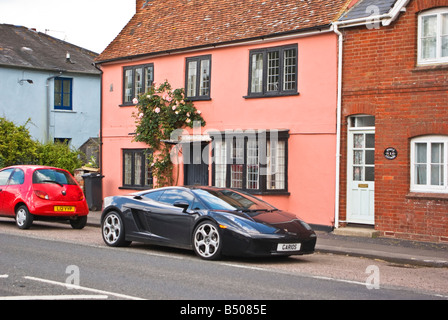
xmin=66 ymin=52 xmax=72 ymax=64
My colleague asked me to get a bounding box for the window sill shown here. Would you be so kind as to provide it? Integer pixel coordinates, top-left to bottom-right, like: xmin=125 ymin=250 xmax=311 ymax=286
xmin=412 ymin=63 xmax=448 ymax=72
xmin=119 ymin=186 xmax=152 ymax=191
xmin=186 ymin=97 xmax=211 ymax=102
xmin=119 ymin=103 xmax=136 ymax=107
xmin=53 ymin=109 xmax=76 ymax=113
xmin=243 ymin=92 xmax=299 ymax=99
xmin=406 ymin=192 xmax=448 ymax=201
xmin=244 ymin=190 xmax=290 ymax=196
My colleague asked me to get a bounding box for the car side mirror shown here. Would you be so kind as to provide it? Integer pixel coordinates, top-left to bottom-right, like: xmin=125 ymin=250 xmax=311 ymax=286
xmin=173 ymin=201 xmax=190 ymax=213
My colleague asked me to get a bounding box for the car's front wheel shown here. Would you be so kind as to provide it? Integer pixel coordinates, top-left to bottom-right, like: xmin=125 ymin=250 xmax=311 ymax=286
xmin=193 ymin=221 xmax=222 ymax=260
xmin=15 ymin=205 xmax=33 ymax=229
xmin=102 ymin=211 xmax=131 ymax=247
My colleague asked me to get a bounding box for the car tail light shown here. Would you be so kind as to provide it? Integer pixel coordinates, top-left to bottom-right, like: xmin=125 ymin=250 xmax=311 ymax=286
xmin=34 ymin=190 xmax=49 ymax=200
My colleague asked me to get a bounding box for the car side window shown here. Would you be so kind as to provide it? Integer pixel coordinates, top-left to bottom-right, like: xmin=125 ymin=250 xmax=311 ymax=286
xmin=9 ymin=169 xmax=25 ymax=185
xmin=0 ymin=169 xmax=14 ymax=186
xmin=141 ymin=190 xmax=165 ymax=201
xmin=158 ymin=189 xmax=194 ymax=208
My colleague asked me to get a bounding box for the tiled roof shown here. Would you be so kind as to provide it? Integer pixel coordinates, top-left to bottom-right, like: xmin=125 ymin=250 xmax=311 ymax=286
xmin=97 ymin=0 xmax=349 ymax=63
xmin=339 ymin=0 xmax=398 ymax=21
xmin=0 ymin=24 xmax=100 ymax=74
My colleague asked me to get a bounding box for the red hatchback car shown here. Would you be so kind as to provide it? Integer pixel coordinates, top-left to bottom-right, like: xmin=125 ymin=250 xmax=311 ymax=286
xmin=0 ymin=165 xmax=89 ymax=229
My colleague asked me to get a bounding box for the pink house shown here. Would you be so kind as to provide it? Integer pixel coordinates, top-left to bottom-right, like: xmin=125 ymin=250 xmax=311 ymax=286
xmin=95 ymin=0 xmax=347 ymax=228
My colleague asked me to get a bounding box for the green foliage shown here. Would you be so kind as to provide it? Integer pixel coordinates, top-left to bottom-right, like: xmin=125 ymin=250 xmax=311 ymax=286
xmin=133 ymin=81 xmax=206 ymax=187
xmin=0 ymin=117 xmax=38 ymax=167
xmin=0 ymin=117 xmax=83 ymax=174
xmin=35 ymin=141 xmax=83 ymax=174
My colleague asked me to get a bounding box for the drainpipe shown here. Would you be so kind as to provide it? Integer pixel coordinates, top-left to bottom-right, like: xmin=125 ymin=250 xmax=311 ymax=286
xmin=46 ymin=71 xmax=63 ymax=143
xmin=92 ymin=62 xmax=103 ymax=176
xmin=333 ymin=22 xmax=343 ymax=230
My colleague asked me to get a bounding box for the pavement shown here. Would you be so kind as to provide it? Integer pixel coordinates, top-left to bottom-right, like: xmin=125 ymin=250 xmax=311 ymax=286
xmin=86 ymin=211 xmax=448 ymax=268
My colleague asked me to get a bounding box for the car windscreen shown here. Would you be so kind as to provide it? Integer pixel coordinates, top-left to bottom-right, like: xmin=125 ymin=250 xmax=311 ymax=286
xmin=193 ymin=189 xmax=276 ymax=212
xmin=32 ymin=169 xmax=77 ymax=186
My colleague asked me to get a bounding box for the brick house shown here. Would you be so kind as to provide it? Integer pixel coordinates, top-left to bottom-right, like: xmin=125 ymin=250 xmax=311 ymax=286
xmin=336 ymin=0 xmax=448 ymax=242
xmin=95 ymin=0 xmax=348 ymax=228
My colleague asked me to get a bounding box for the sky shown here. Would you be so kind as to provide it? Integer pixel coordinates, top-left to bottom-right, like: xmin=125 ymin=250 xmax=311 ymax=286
xmin=0 ymin=0 xmax=136 ymax=53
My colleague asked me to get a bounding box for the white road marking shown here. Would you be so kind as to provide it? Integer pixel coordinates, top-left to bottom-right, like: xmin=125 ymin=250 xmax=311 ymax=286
xmin=24 ymin=276 xmax=144 ymax=300
xmin=1 ymin=294 xmax=108 ymax=300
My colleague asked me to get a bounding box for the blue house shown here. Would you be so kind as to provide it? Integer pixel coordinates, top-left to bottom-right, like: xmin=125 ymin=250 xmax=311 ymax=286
xmin=0 ymin=24 xmax=100 ymax=149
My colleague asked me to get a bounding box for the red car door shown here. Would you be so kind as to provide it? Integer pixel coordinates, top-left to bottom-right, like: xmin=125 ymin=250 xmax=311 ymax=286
xmin=0 ymin=168 xmax=14 ymax=215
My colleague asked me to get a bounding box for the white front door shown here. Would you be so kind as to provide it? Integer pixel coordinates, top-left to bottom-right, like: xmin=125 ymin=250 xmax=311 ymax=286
xmin=347 ymin=117 xmax=375 ymax=225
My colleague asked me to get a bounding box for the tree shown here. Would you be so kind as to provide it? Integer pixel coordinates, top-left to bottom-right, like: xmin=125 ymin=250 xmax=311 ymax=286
xmin=0 ymin=117 xmax=37 ymax=167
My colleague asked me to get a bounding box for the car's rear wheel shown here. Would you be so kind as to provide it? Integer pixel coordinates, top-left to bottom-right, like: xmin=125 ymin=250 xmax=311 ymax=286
xmin=193 ymin=221 xmax=222 ymax=260
xmin=15 ymin=205 xmax=33 ymax=229
xmin=102 ymin=211 xmax=131 ymax=247
xmin=70 ymin=216 xmax=87 ymax=229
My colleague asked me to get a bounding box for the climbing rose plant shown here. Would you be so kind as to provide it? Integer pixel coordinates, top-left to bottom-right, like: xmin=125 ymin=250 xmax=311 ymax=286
xmin=133 ymin=81 xmax=206 ymax=187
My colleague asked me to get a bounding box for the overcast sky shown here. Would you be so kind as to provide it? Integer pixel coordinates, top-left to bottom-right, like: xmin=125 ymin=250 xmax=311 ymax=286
xmin=0 ymin=0 xmax=135 ymax=53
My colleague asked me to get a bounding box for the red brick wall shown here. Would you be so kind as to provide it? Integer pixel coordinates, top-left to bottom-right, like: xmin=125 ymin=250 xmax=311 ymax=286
xmin=339 ymin=0 xmax=448 ymax=242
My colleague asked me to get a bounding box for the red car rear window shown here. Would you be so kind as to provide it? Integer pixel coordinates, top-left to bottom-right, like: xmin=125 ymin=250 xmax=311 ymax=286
xmin=32 ymin=169 xmax=77 ymax=185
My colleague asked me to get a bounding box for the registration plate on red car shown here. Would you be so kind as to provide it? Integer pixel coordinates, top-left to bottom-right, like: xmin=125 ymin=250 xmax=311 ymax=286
xmin=54 ymin=206 xmax=75 ymax=212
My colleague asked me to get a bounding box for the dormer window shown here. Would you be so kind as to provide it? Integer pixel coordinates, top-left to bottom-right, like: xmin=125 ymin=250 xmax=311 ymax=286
xmin=418 ymin=8 xmax=448 ymax=65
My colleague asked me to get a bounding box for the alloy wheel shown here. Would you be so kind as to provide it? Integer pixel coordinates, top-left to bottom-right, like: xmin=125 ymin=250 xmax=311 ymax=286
xmin=193 ymin=222 xmax=222 ymax=260
xmin=102 ymin=212 xmax=130 ymax=247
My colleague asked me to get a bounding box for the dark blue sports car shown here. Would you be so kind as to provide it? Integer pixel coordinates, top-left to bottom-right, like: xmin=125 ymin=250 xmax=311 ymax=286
xmin=101 ymin=186 xmax=317 ymax=260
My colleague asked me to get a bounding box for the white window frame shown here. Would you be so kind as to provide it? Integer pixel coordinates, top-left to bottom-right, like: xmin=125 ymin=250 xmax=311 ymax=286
xmin=410 ymin=135 xmax=448 ymax=193
xmin=417 ymin=8 xmax=448 ymax=65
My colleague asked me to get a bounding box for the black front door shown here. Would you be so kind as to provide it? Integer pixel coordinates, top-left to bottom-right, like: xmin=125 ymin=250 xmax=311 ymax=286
xmin=184 ymin=143 xmax=209 ymax=186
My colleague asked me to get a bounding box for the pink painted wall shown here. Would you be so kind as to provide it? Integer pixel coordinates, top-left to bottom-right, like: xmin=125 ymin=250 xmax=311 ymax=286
xmin=100 ymin=32 xmax=338 ymax=226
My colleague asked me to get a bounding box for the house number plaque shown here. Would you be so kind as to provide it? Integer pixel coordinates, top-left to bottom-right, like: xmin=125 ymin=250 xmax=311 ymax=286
xmin=384 ymin=147 xmax=397 ymax=160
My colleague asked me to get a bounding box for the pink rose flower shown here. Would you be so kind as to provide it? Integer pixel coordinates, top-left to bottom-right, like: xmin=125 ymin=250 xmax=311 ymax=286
xmin=132 ymin=98 xmax=139 ymax=104
xmin=155 ymin=107 xmax=161 ymax=113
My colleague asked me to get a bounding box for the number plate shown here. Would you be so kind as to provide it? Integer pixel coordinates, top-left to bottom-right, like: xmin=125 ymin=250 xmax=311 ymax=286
xmin=277 ymin=243 xmax=301 ymax=252
xmin=54 ymin=206 xmax=75 ymax=212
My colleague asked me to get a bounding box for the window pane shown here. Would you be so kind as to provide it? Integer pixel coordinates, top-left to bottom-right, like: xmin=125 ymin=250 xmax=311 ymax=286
xmin=366 ymin=134 xmax=375 ymax=148
xmin=54 ymin=93 xmax=62 ymax=106
xmin=354 ymin=134 xmax=364 ymax=148
xmin=63 ymin=93 xmax=71 ymax=107
xmin=246 ymin=140 xmax=259 ymax=190
xmin=365 ymin=167 xmax=375 ymax=182
xmin=63 ymin=80 xmax=71 ymax=92
xmin=431 ymin=143 xmax=444 ymax=185
xmin=354 ymin=150 xmax=363 ymax=165
xmin=124 ymin=69 xmax=133 ymax=102
xmin=231 ymin=165 xmax=243 ymax=189
xmin=267 ymin=140 xmax=286 ymax=190
xmin=214 ymin=141 xmax=227 ymax=188
xmin=199 ymin=59 xmax=210 ymax=96
xmin=251 ymin=53 xmax=263 ymax=93
xmin=144 ymin=66 xmax=154 ymax=92
xmin=442 ymin=14 xmax=448 ymax=57
xmin=267 ymin=51 xmax=279 ymax=92
xmin=134 ymin=153 xmax=142 ymax=186
xmin=421 ymin=15 xmax=437 ymax=59
xmin=416 ymin=143 xmax=427 ymax=163
xmin=353 ymin=167 xmax=363 ymax=181
xmin=187 ymin=61 xmax=197 ymax=97
xmin=283 ymin=49 xmax=297 ymax=91
xmin=415 ymin=143 xmax=427 ymax=185
xmin=124 ymin=153 xmax=132 ymax=185
xmin=134 ymin=68 xmax=143 ymax=97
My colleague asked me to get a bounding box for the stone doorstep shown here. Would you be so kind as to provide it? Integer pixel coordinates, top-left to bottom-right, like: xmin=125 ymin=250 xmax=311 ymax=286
xmin=332 ymin=227 xmax=380 ymax=238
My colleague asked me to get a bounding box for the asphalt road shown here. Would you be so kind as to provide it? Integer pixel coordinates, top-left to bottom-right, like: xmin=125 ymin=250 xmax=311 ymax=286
xmin=1 ymin=221 xmax=447 ymax=302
